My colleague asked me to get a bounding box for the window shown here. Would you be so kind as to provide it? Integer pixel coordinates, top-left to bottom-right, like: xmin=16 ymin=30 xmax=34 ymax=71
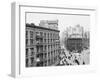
xmin=40 ymin=32 xmax=43 ymax=37
xmin=26 ymin=39 xmax=28 ymax=45
xmin=30 ymin=39 xmax=33 ymax=45
xmin=45 ymin=39 xmax=46 ymax=43
xmin=31 ymin=57 xmax=34 ymax=64
xmin=48 ymin=39 xmax=49 ymax=43
xmin=51 ymin=45 xmax=52 ymax=49
xmin=48 ymin=45 xmax=50 ymax=51
xmin=50 ymin=33 xmax=52 ymax=38
xmin=30 ymin=31 xmax=33 ymax=38
xmin=30 ymin=48 xmax=34 ymax=56
xmin=48 ymin=52 xmax=50 ymax=59
xmin=36 ymin=32 xmax=39 ymax=35
xmin=44 ymin=33 xmax=46 ymax=38
xmin=37 ymin=46 xmax=39 ymax=52
xmin=26 ymin=58 xmax=29 ymax=67
xmin=44 ymin=45 xmax=46 ymax=50
xmin=26 ymin=31 xmax=28 ymax=38
xmin=48 ymin=33 xmax=49 ymax=39
xmin=26 ymin=48 xmax=28 ymax=57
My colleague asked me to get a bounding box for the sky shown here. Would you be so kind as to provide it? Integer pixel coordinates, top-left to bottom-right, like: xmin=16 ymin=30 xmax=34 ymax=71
xmin=26 ymin=12 xmax=90 ymax=38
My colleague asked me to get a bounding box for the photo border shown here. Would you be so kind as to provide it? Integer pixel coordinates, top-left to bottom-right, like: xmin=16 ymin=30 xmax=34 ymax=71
xmin=11 ymin=2 xmax=96 ymax=78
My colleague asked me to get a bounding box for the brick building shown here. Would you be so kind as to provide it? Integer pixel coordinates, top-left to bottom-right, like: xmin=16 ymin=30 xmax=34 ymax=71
xmin=26 ymin=20 xmax=60 ymax=67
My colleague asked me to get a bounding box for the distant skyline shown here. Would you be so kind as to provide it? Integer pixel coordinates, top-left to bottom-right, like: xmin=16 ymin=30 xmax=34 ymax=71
xmin=26 ymin=13 xmax=90 ymax=38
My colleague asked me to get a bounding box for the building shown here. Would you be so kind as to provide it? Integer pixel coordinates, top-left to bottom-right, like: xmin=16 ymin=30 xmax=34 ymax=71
xmin=66 ymin=38 xmax=83 ymax=53
xmin=65 ymin=24 xmax=89 ymax=53
xmin=39 ymin=20 xmax=58 ymax=30
xmin=26 ymin=20 xmax=60 ymax=67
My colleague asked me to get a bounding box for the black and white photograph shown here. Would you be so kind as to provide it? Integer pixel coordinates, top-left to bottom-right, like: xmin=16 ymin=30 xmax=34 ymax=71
xmin=25 ymin=12 xmax=90 ymax=67
xmin=10 ymin=2 xmax=97 ymax=78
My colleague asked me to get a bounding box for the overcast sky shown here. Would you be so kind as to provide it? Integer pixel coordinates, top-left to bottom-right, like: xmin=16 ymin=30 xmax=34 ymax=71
xmin=26 ymin=13 xmax=90 ymax=38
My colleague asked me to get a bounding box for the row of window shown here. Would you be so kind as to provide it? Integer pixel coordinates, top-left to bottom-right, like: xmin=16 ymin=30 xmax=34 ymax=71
xmin=26 ymin=30 xmax=59 ymax=40
xmin=26 ymin=39 xmax=60 ymax=46
xmin=26 ymin=55 xmax=59 ymax=67
xmin=26 ymin=48 xmax=60 ymax=57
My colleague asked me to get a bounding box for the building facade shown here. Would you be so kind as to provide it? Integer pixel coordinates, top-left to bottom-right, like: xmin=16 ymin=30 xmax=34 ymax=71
xmin=65 ymin=24 xmax=89 ymax=53
xmin=26 ymin=20 xmax=60 ymax=67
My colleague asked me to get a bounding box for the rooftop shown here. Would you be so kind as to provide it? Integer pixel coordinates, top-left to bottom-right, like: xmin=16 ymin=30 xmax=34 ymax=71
xmin=26 ymin=23 xmax=60 ymax=32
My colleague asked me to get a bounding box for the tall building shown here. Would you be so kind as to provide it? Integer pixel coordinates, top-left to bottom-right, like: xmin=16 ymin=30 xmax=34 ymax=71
xmin=26 ymin=20 xmax=60 ymax=67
